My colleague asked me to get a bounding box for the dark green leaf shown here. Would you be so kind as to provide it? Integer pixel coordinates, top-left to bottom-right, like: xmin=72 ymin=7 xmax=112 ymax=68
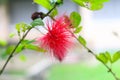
xmin=96 ymin=53 xmax=108 ymax=64
xmin=70 ymin=12 xmax=81 ymax=28
xmin=74 ymin=26 xmax=82 ymax=33
xmin=112 ymin=51 xmax=120 ymax=63
xmin=78 ymin=36 xmax=86 ymax=46
xmin=31 ymin=18 xmax=44 ymax=27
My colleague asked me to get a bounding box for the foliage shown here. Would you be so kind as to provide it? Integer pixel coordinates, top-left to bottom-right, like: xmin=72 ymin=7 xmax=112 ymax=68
xmin=72 ymin=0 xmax=109 ymax=10
xmin=0 ymin=0 xmax=120 ymax=80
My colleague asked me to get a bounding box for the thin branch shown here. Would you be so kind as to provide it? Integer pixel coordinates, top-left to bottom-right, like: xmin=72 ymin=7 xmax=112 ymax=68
xmin=0 ymin=28 xmax=32 ymax=75
xmin=78 ymin=37 xmax=120 ymax=80
xmin=68 ymin=29 xmax=120 ymax=80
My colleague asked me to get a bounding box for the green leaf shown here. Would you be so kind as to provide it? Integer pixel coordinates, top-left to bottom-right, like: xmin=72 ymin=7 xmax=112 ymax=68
xmin=70 ymin=12 xmax=81 ymax=28
xmin=72 ymin=0 xmax=85 ymax=7
xmin=16 ymin=22 xmax=31 ymax=35
xmin=78 ymin=36 xmax=86 ymax=46
xmin=22 ymin=40 xmax=35 ymax=44
xmin=34 ymin=0 xmax=52 ymax=10
xmin=31 ymin=18 xmax=44 ymax=27
xmin=96 ymin=53 xmax=108 ymax=64
xmin=16 ymin=44 xmax=24 ymax=53
xmin=19 ymin=54 xmax=27 ymax=61
xmin=21 ymin=39 xmax=46 ymax=52
xmin=56 ymin=0 xmax=63 ymax=5
xmin=50 ymin=8 xmax=58 ymax=17
xmin=112 ymin=51 xmax=120 ymax=63
xmin=0 ymin=40 xmax=7 ymax=46
xmin=0 ymin=49 xmax=8 ymax=59
xmin=25 ymin=44 xmax=46 ymax=52
xmin=9 ymin=33 xmax=15 ymax=38
xmin=6 ymin=45 xmax=15 ymax=54
xmin=105 ymin=51 xmax=112 ymax=63
xmin=74 ymin=26 xmax=82 ymax=34
xmin=72 ymin=0 xmax=109 ymax=10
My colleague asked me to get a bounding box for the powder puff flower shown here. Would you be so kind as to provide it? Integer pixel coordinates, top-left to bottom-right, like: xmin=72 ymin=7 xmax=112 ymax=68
xmin=36 ymin=15 xmax=74 ymax=61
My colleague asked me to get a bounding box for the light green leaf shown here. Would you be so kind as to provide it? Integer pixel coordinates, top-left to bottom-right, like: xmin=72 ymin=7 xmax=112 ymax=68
xmin=74 ymin=26 xmax=82 ymax=34
xmin=105 ymin=51 xmax=112 ymax=63
xmin=21 ymin=39 xmax=46 ymax=52
xmin=50 ymin=8 xmax=58 ymax=17
xmin=96 ymin=53 xmax=108 ymax=64
xmin=78 ymin=36 xmax=86 ymax=46
xmin=0 ymin=40 xmax=7 ymax=46
xmin=25 ymin=44 xmax=46 ymax=52
xmin=56 ymin=0 xmax=63 ymax=5
xmin=72 ymin=0 xmax=109 ymax=10
xmin=72 ymin=0 xmax=85 ymax=7
xmin=112 ymin=51 xmax=120 ymax=63
xmin=16 ymin=23 xmax=31 ymax=33
xmin=34 ymin=0 xmax=52 ymax=10
xmin=19 ymin=54 xmax=27 ymax=62
xmin=70 ymin=12 xmax=81 ymax=28
xmin=31 ymin=18 xmax=44 ymax=27
xmin=9 ymin=33 xmax=15 ymax=38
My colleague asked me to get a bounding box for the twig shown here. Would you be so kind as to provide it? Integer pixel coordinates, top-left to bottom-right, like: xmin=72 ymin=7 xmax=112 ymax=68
xmin=0 ymin=28 xmax=32 ymax=75
xmin=72 ymin=32 xmax=120 ymax=80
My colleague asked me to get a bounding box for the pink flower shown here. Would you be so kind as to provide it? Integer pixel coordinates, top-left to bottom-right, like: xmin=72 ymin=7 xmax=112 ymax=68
xmin=36 ymin=15 xmax=74 ymax=61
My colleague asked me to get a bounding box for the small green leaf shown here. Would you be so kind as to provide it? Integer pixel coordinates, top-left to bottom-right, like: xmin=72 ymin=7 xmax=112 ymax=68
xmin=112 ymin=51 xmax=120 ymax=63
xmin=34 ymin=0 xmax=52 ymax=10
xmin=50 ymin=8 xmax=58 ymax=17
xmin=21 ymin=39 xmax=46 ymax=52
xmin=25 ymin=44 xmax=46 ymax=52
xmin=72 ymin=0 xmax=85 ymax=7
xmin=6 ymin=45 xmax=15 ymax=54
xmin=19 ymin=54 xmax=27 ymax=61
xmin=74 ymin=26 xmax=82 ymax=34
xmin=96 ymin=53 xmax=108 ymax=64
xmin=16 ymin=44 xmax=24 ymax=53
xmin=105 ymin=51 xmax=112 ymax=63
xmin=70 ymin=12 xmax=81 ymax=28
xmin=9 ymin=33 xmax=15 ymax=38
xmin=31 ymin=18 xmax=44 ymax=27
xmin=16 ymin=22 xmax=31 ymax=34
xmin=78 ymin=36 xmax=86 ymax=46
xmin=72 ymin=0 xmax=109 ymax=10
xmin=0 ymin=40 xmax=7 ymax=46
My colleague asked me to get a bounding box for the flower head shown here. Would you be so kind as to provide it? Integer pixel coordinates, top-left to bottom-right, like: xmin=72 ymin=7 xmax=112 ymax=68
xmin=36 ymin=15 xmax=73 ymax=61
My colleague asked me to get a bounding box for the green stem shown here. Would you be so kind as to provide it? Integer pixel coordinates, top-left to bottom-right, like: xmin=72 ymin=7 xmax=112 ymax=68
xmin=79 ymin=38 xmax=119 ymax=80
xmin=0 ymin=28 xmax=32 ymax=75
xmin=69 ymin=30 xmax=120 ymax=80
